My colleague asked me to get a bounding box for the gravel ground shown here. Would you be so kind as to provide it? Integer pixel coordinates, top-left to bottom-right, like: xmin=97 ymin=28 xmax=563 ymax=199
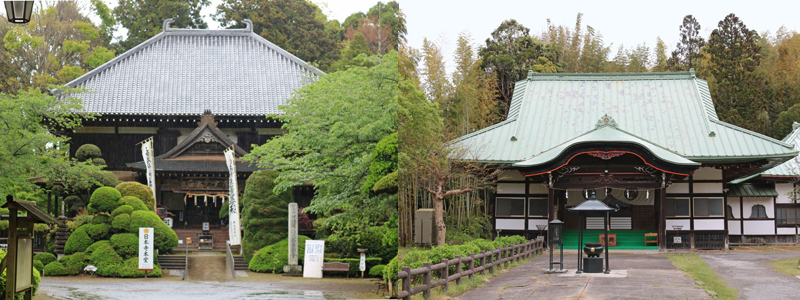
xmin=35 ymin=272 xmax=387 ymax=300
xmin=698 ymin=249 xmax=800 ymax=300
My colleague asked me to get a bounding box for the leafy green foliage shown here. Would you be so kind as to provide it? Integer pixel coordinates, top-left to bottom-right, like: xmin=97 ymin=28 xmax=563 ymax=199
xmin=669 ymin=15 xmax=705 ymax=71
xmin=323 ymin=257 xmax=381 ymax=277
xmin=43 ymin=261 xmax=69 ymax=276
xmin=369 ymin=264 xmax=386 ymax=277
xmin=330 ymin=33 xmax=374 ymax=72
xmin=362 ymin=133 xmax=398 ymax=194
xmin=383 ymin=255 xmax=398 ymax=281
xmin=110 ymin=233 xmax=138 ymax=258
xmin=0 ymin=251 xmax=40 ymax=300
xmin=33 ymin=260 xmax=44 ymax=274
xmin=88 ymin=187 xmax=121 ymax=214
xmin=84 ymin=223 xmax=110 ymax=241
xmin=126 ymin=210 xmax=178 ymax=253
xmin=114 ymin=0 xmax=210 ymax=53
xmin=76 ymin=144 xmax=102 ymax=162
xmin=117 ymin=257 xmax=162 ymax=278
xmin=249 ymin=235 xmax=310 ymax=273
xmin=246 ymin=52 xmax=398 ymax=227
xmin=398 ymin=236 xmax=530 ymax=278
xmin=64 ymin=226 xmax=93 ymax=254
xmin=34 ymin=252 xmax=56 ymax=266
xmin=89 ymin=241 xmax=123 ymax=277
xmin=111 ymin=213 xmax=131 ymax=230
xmin=111 ymin=205 xmax=134 ymax=218
xmin=58 ymin=252 xmax=91 ymax=275
xmin=773 ymin=104 xmax=800 ymax=138
xmin=117 ymin=196 xmax=148 ymax=212
xmin=241 ymin=170 xmax=292 ymax=263
xmin=325 ymin=225 xmax=397 ymax=264
xmin=115 ymin=182 xmax=155 ymax=211
xmin=92 ymin=214 xmax=111 ymax=225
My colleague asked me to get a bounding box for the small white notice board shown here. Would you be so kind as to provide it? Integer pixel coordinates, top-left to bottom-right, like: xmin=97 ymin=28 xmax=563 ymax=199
xmin=303 ymin=240 xmax=325 ymax=278
xmin=139 ymin=227 xmax=154 ymax=271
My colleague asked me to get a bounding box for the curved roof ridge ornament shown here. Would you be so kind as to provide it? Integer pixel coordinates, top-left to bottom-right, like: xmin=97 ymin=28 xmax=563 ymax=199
xmin=242 ymin=19 xmax=253 ymax=32
xmin=596 ymin=114 xmax=618 ymax=128
xmin=163 ymin=18 xmax=175 ymax=32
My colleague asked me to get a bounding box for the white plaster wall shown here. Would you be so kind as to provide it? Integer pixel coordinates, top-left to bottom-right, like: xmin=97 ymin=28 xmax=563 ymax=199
xmin=777 ymin=227 xmax=797 ymax=235
xmin=666 ymin=182 xmax=689 ymax=194
xmin=496 ymin=219 xmax=525 ymax=230
xmin=694 ymin=219 xmax=725 ymax=230
xmin=499 ymin=170 xmax=524 ymax=181
xmin=728 ymin=221 xmax=741 ymax=235
xmin=694 ymin=183 xmax=722 ymax=193
xmin=742 ymin=197 xmax=774 ymax=218
xmin=727 ymin=197 xmax=740 ymax=219
xmin=529 ymin=184 xmax=548 ymax=194
xmin=666 ymin=219 xmax=691 ymax=230
xmin=118 ymin=127 xmax=158 ymax=134
xmin=528 ymin=219 xmax=549 ymax=231
xmin=776 ymin=183 xmax=794 ymax=204
xmin=693 ymin=167 xmax=722 ymax=180
xmin=497 ymin=183 xmax=525 ymax=194
xmin=743 ymin=220 xmax=775 ymax=235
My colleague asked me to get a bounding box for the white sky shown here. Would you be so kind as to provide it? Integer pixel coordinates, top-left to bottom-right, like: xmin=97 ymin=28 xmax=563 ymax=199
xmin=400 ymin=0 xmax=800 ymax=74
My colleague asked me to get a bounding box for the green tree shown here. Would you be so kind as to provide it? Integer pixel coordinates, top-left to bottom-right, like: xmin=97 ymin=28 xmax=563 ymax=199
xmin=627 ymin=43 xmax=651 ymax=72
xmin=0 ymin=87 xmax=103 ymax=198
xmin=0 ymin=1 xmax=115 ymax=94
xmin=773 ymin=103 xmax=800 ymax=139
xmin=451 ymin=32 xmax=501 ymax=135
xmin=669 ymin=15 xmax=705 ymax=71
xmin=114 ymin=0 xmax=209 ymax=53
xmin=240 ymin=170 xmax=292 ymax=263
xmin=246 ymin=52 xmax=398 ymax=228
xmin=652 ymin=37 xmax=669 ymax=72
xmin=329 ymin=33 xmax=373 ymax=72
xmin=215 ymin=0 xmax=341 ymax=71
xmin=421 ymin=38 xmax=452 ymax=108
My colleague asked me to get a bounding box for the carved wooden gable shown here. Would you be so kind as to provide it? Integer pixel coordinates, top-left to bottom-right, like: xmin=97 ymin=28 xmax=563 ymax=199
xmin=161 ymin=110 xmax=248 ymax=159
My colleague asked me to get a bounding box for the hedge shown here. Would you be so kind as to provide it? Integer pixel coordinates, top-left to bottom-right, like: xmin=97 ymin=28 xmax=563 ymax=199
xmin=111 ymin=205 xmax=134 ymax=218
xmin=75 ymin=144 xmax=101 ymax=161
xmin=369 ymin=264 xmax=386 ymax=277
xmin=117 ymin=257 xmax=162 ymax=278
xmin=55 ymin=252 xmax=90 ymax=275
xmin=88 ymin=187 xmax=121 ymax=213
xmin=90 ymin=242 xmax=123 ymax=277
xmin=92 ymin=214 xmax=111 ymax=225
xmin=111 ymin=213 xmax=131 ymax=230
xmin=33 ymin=260 xmax=44 ymax=273
xmin=34 ymin=252 xmax=56 ymax=266
xmin=383 ymin=255 xmax=398 ymax=281
xmin=110 ymin=233 xmax=138 ymax=258
xmin=64 ymin=226 xmax=93 ymax=254
xmin=43 ymin=261 xmax=69 ymax=276
xmin=249 ymin=235 xmax=310 ymax=273
xmin=84 ymin=224 xmax=110 ymax=241
xmin=323 ymin=257 xmax=382 ymax=278
xmin=115 ymin=182 xmax=155 ymax=211
xmin=116 ymin=197 xmax=148 ymax=212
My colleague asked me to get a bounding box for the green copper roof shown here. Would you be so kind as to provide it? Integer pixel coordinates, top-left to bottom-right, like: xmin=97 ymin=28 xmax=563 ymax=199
xmin=761 ymin=123 xmax=800 ymax=176
xmin=455 ymin=72 xmax=797 ymax=165
xmin=726 ymin=183 xmax=778 ymax=197
xmin=513 ymin=123 xmax=700 ymax=168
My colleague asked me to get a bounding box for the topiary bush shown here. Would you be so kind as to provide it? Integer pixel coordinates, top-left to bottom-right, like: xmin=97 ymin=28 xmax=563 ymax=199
xmin=248 ymin=235 xmax=310 ymax=273
xmin=57 ymin=252 xmax=90 ymax=275
xmin=64 ymin=226 xmax=93 ymax=254
xmin=90 ymin=241 xmax=123 ymax=277
xmin=111 ymin=205 xmax=134 ymax=218
xmin=109 ymin=233 xmax=138 ymax=258
xmin=116 ymin=196 xmax=148 ymax=212
xmin=83 ymin=223 xmax=110 ymax=241
xmin=34 ymin=260 xmax=44 ymax=273
xmin=43 ymin=261 xmax=69 ymax=276
xmin=115 ymin=182 xmax=155 ymax=211
xmin=117 ymin=257 xmax=162 ymax=278
xmin=92 ymin=214 xmax=111 ymax=225
xmin=126 ymin=210 xmax=178 ymax=253
xmin=34 ymin=252 xmax=56 ymax=266
xmin=111 ymin=213 xmax=131 ymax=230
xmin=369 ymin=264 xmax=386 ymax=277
xmin=75 ymin=144 xmax=102 ymax=161
xmin=241 ymin=170 xmax=293 ymax=263
xmin=88 ymin=187 xmax=121 ymax=214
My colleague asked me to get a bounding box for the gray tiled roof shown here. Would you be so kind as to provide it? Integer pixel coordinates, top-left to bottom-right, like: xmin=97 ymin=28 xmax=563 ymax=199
xmin=66 ymin=19 xmax=322 ymax=116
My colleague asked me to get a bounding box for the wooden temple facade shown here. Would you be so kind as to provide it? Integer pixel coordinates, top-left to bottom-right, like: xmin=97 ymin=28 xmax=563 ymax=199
xmin=455 ymin=71 xmax=799 ymax=250
xmin=63 ymin=19 xmax=318 ymax=237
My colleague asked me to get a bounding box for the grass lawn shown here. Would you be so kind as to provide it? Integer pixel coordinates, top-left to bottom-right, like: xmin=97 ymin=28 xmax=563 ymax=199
xmin=769 ymin=258 xmax=800 ymax=277
xmin=667 ymin=253 xmax=738 ymax=300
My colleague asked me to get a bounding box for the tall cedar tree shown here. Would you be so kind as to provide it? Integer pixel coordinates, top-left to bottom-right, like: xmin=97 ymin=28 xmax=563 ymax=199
xmin=669 ymin=15 xmax=705 ymax=71
xmin=240 ymin=170 xmax=292 ymax=263
xmin=707 ymin=13 xmax=766 ymax=133
xmin=215 ymin=0 xmax=341 ymax=71
xmin=114 ymin=0 xmax=209 ymax=53
xmin=0 ymin=1 xmax=115 ymax=93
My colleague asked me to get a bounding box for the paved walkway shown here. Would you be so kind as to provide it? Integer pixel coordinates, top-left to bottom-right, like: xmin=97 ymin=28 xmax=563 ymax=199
xmin=698 ymin=251 xmax=800 ymax=300
xmin=458 ymin=254 xmax=709 ymax=300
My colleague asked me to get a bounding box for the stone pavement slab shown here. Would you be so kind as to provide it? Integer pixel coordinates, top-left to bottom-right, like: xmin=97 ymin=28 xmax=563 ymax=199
xmin=457 ymin=254 xmax=710 ymax=300
xmin=698 ymin=252 xmax=800 ymax=300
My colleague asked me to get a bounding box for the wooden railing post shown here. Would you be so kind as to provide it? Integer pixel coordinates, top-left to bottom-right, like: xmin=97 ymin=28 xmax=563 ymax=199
xmin=480 ymin=251 xmax=486 ymax=276
xmin=455 ymin=255 xmax=463 ymax=285
xmin=504 ymin=247 xmax=509 ymax=269
xmin=441 ymin=258 xmax=449 ymax=293
xmin=401 ymin=266 xmax=411 ymax=300
xmin=467 ymin=253 xmax=475 ymax=280
xmin=487 ymin=250 xmax=494 ymax=275
xmin=423 ymin=263 xmax=431 ymax=300
xmin=497 ymin=248 xmax=504 ymax=271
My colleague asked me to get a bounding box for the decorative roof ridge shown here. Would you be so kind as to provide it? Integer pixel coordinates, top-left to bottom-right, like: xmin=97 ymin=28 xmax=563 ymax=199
xmin=524 ymin=71 xmax=695 ymax=81
xmin=709 ymin=118 xmax=795 ymax=150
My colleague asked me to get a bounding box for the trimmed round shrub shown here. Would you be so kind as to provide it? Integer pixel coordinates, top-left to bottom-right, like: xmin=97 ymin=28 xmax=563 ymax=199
xmin=90 ymin=241 xmax=123 ymax=277
xmin=57 ymin=252 xmax=90 ymax=275
xmin=43 ymin=261 xmax=69 ymax=276
xmin=75 ymin=144 xmax=102 ymax=161
xmin=115 ymin=182 xmax=155 ymax=211
xmin=117 ymin=196 xmax=148 ymax=212
xmin=86 ymin=240 xmax=110 ymax=255
xmin=90 ymin=171 xmax=120 ymax=187
xmin=88 ymin=187 xmax=121 ymax=213
xmin=34 ymin=260 xmax=44 ymax=273
xmin=111 ymin=205 xmax=134 ymax=218
xmin=117 ymin=257 xmax=162 ymax=278
xmin=64 ymin=226 xmax=93 ymax=254
xmin=248 ymin=235 xmax=310 ymax=273
xmin=112 ymin=213 xmax=131 ymax=230
xmin=92 ymin=214 xmax=111 ymax=225
xmin=34 ymin=252 xmax=57 ymax=266
xmin=92 ymin=158 xmax=107 ymax=166
xmin=84 ymin=223 xmax=110 ymax=241
xmin=110 ymin=233 xmax=138 ymax=258
xmin=383 ymin=255 xmax=398 ymax=281
xmin=369 ymin=264 xmax=385 ymax=277
xmin=126 ymin=210 xmax=178 ymax=253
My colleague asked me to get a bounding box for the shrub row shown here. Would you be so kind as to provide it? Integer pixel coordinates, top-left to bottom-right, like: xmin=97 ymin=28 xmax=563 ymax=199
xmin=323 ymin=257 xmax=382 ymax=278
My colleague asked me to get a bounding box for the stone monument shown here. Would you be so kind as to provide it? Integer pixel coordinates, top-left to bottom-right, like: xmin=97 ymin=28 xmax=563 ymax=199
xmin=283 ymin=202 xmax=302 ymax=274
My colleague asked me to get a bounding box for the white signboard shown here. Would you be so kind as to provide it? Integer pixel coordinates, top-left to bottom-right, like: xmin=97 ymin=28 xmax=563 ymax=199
xmin=674 ymin=236 xmax=682 ymax=244
xmin=359 ymin=253 xmax=366 ymax=272
xmin=139 ymin=227 xmax=154 ymax=271
xmin=163 ymin=217 xmax=173 ymax=228
xmin=141 ymin=138 xmax=157 ymax=211
xmin=224 ymin=148 xmax=242 ymax=245
xmin=303 ymin=240 xmax=325 ymax=278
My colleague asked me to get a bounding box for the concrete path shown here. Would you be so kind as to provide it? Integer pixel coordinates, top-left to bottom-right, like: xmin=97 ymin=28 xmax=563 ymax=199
xmin=186 ymin=256 xmax=234 ymax=281
xmin=458 ymin=254 xmax=710 ymax=300
xmin=698 ymin=252 xmax=800 ymax=300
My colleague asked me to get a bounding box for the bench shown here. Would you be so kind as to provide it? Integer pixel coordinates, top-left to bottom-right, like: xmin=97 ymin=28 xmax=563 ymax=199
xmin=644 ymin=233 xmax=658 ymax=246
xmin=322 ymin=262 xmax=350 ymax=278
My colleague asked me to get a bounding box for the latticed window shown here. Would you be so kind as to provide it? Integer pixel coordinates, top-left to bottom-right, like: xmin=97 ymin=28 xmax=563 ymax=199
xmin=528 ymin=198 xmax=547 ymax=217
xmin=694 ymin=198 xmax=723 ymax=217
xmin=496 ymin=198 xmax=524 ymax=217
xmin=749 ymin=204 xmax=768 ymax=219
xmin=665 ymin=198 xmax=690 ymax=217
xmin=777 ymin=208 xmax=800 ymax=224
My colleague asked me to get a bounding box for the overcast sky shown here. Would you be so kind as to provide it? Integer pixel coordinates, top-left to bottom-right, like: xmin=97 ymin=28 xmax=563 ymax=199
xmin=400 ymin=0 xmax=800 ymax=74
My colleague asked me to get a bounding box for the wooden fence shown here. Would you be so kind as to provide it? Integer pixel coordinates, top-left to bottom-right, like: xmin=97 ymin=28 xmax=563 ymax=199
xmin=397 ymin=237 xmax=545 ymax=300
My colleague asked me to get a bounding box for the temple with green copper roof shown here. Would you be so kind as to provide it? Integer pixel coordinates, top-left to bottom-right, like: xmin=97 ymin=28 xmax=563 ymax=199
xmin=455 ymin=70 xmax=797 ymax=251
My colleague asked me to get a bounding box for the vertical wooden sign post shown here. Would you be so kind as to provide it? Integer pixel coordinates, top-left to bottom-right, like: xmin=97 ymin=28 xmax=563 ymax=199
xmin=139 ymin=227 xmax=155 ymax=278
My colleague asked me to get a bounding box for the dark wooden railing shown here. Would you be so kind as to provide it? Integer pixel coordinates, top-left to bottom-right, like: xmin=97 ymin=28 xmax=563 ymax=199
xmin=397 ymin=237 xmax=545 ymax=300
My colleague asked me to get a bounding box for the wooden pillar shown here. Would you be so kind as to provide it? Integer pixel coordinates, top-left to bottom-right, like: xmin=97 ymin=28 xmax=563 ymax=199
xmin=658 ymin=187 xmax=666 ymax=251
